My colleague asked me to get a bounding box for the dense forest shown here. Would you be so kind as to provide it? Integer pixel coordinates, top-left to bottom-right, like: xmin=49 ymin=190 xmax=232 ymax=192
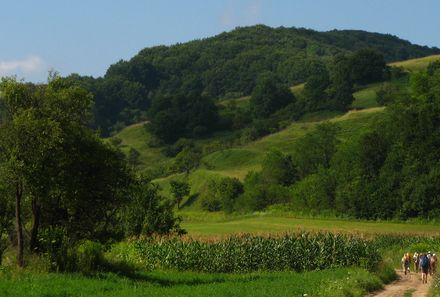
xmin=65 ymin=25 xmax=440 ymax=135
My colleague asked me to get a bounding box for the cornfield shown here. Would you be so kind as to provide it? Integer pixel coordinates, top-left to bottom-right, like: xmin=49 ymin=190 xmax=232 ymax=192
xmin=112 ymin=232 xmax=380 ymax=273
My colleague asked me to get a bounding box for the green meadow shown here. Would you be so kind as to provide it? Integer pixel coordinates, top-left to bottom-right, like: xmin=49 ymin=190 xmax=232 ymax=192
xmin=0 ymin=267 xmax=384 ymax=297
xmin=181 ymin=212 xmax=440 ymax=237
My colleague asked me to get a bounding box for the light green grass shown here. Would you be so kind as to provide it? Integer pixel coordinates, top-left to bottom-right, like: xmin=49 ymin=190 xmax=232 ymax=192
xmin=390 ymin=54 xmax=440 ymax=72
xmin=0 ymin=267 xmax=382 ymax=297
xmin=352 ymin=84 xmax=381 ymax=109
xmin=156 ymin=107 xmax=384 ymax=204
xmin=182 ymin=213 xmax=440 ymax=237
xmin=111 ymin=122 xmax=173 ymax=173
xmin=219 ymin=95 xmax=250 ymax=109
xmin=290 ymin=83 xmax=305 ymax=96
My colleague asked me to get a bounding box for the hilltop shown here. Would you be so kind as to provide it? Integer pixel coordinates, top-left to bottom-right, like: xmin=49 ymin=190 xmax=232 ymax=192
xmin=65 ymin=25 xmax=440 ymax=135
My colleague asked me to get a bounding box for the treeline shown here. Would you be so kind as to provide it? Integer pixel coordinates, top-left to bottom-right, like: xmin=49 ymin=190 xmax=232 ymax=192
xmin=0 ymin=77 xmax=183 ymax=269
xmin=65 ymin=25 xmax=440 ymax=135
xmin=199 ymin=62 xmax=440 ymax=220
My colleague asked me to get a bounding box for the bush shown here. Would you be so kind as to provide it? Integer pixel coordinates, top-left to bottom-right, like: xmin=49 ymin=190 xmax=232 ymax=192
xmin=76 ymin=240 xmax=104 ymax=273
xmin=0 ymin=235 xmax=7 ymax=266
xmin=38 ymin=226 xmax=76 ymax=272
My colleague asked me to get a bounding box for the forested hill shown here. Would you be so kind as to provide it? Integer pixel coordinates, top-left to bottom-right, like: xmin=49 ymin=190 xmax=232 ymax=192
xmin=65 ymin=25 xmax=440 ymax=135
xmin=116 ymin=25 xmax=440 ymax=98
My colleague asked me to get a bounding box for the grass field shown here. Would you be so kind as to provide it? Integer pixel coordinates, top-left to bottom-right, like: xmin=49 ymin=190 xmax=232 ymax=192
xmin=390 ymin=54 xmax=440 ymax=72
xmin=181 ymin=213 xmax=440 ymax=237
xmin=0 ymin=267 xmax=383 ymax=297
xmin=351 ymin=84 xmax=380 ymax=109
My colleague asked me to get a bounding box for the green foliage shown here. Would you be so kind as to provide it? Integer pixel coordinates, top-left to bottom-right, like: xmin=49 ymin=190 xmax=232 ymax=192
xmin=172 ymin=147 xmax=201 ymax=174
xmin=117 ymin=233 xmax=380 ymax=273
xmin=237 ymin=171 xmax=291 ymax=211
xmin=294 ymin=122 xmax=340 ymax=178
xmin=328 ymin=55 xmax=355 ymax=110
xmin=291 ymin=168 xmax=335 ymax=210
xmin=65 ymin=25 xmax=440 ymax=135
xmin=76 ymin=240 xmax=104 ymax=273
xmin=127 ymin=147 xmax=140 ymax=167
xmin=250 ymin=73 xmax=295 ymax=118
xmin=350 ymin=49 xmax=387 ymax=84
xmin=201 ymin=177 xmax=243 ymax=213
xmin=122 ymin=178 xmax=183 ymax=236
xmin=170 ymin=180 xmax=190 ymax=209
xmin=303 ymin=64 xmax=330 ymax=111
xmin=376 ymin=82 xmax=409 ymax=106
xmin=38 ymin=226 xmax=74 ymax=272
xmin=0 ymin=188 xmax=12 ymax=265
xmin=148 ymin=94 xmax=218 ymax=143
xmin=261 ymin=150 xmax=298 ymax=186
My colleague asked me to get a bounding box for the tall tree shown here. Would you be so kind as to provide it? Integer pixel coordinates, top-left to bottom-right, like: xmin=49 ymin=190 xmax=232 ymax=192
xmin=328 ymin=55 xmax=355 ymax=111
xmin=0 ymin=78 xmax=62 ymax=266
xmin=250 ymin=73 xmax=295 ymax=118
xmin=170 ymin=180 xmax=190 ymax=209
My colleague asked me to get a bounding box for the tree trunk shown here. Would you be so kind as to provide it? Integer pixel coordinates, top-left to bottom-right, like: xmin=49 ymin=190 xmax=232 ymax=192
xmin=30 ymin=197 xmax=41 ymax=253
xmin=15 ymin=182 xmax=24 ymax=267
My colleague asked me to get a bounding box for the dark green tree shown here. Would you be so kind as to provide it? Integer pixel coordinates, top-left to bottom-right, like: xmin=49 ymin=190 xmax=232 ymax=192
xmin=303 ymin=66 xmax=330 ymax=111
xmin=122 ymin=177 xmax=183 ymax=236
xmin=170 ymin=180 xmax=190 ymax=209
xmin=173 ymin=147 xmax=201 ymax=174
xmin=350 ymin=48 xmax=387 ymax=84
xmin=294 ymin=123 xmax=340 ymax=178
xmin=250 ymin=73 xmax=295 ymax=118
xmin=261 ymin=150 xmax=298 ymax=186
xmin=328 ymin=55 xmax=355 ymax=110
xmin=128 ymin=147 xmax=141 ymax=167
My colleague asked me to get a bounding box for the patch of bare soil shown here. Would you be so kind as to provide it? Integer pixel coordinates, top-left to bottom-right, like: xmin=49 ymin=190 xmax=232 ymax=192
xmin=367 ymin=270 xmax=432 ymax=297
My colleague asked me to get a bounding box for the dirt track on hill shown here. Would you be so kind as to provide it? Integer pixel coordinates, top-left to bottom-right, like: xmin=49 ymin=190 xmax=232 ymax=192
xmin=367 ymin=270 xmax=432 ymax=297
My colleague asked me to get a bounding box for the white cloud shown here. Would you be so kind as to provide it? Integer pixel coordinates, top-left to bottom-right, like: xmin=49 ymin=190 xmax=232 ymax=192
xmin=246 ymin=0 xmax=262 ymax=23
xmin=220 ymin=0 xmax=263 ymax=28
xmin=0 ymin=55 xmax=46 ymax=76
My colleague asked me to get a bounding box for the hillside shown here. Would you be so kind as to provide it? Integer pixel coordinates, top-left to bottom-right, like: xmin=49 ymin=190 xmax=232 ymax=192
xmin=65 ymin=25 xmax=440 ymax=135
xmin=390 ymin=54 xmax=440 ymax=72
xmin=113 ymin=94 xmax=385 ymax=201
xmin=111 ymin=54 xmax=440 ymax=218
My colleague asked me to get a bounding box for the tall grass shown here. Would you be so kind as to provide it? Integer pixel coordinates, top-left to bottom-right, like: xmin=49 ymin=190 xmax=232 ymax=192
xmin=111 ymin=232 xmax=380 ymax=273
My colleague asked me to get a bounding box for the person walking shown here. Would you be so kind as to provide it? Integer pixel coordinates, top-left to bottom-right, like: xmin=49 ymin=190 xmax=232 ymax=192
xmin=420 ymin=253 xmax=430 ymax=284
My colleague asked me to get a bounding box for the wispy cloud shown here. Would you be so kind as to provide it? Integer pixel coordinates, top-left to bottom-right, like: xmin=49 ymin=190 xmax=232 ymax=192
xmin=221 ymin=0 xmax=263 ymax=28
xmin=0 ymin=55 xmax=46 ymax=76
xmin=246 ymin=0 xmax=262 ymax=23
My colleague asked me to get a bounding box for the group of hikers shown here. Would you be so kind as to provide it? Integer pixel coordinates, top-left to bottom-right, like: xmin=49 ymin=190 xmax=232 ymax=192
xmin=401 ymin=251 xmax=437 ymax=284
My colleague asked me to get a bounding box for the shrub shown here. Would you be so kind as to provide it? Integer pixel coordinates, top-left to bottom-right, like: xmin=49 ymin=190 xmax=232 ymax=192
xmin=38 ymin=226 xmax=76 ymax=272
xmin=76 ymin=240 xmax=104 ymax=273
xmin=0 ymin=235 xmax=7 ymax=266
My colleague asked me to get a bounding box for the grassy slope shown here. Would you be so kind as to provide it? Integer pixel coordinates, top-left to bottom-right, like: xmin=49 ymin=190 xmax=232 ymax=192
xmin=390 ymin=54 xmax=440 ymax=72
xmin=112 ymin=55 xmax=435 ymax=209
xmin=115 ymin=95 xmax=384 ymax=205
xmin=153 ymin=106 xmax=384 ymax=208
xmin=114 ymin=122 xmax=173 ymax=173
xmin=0 ymin=268 xmax=382 ymax=297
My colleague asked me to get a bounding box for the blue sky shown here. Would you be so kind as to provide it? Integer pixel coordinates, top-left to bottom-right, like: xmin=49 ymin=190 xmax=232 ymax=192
xmin=1 ymin=0 xmax=439 ymax=82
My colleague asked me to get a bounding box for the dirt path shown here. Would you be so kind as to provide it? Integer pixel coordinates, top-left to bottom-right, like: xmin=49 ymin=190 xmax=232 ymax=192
xmin=367 ymin=270 xmax=432 ymax=297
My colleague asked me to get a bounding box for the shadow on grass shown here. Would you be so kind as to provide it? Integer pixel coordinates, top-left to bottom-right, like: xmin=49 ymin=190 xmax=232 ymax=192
xmin=181 ymin=193 xmax=199 ymax=209
xmin=95 ymin=259 xmax=262 ymax=287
